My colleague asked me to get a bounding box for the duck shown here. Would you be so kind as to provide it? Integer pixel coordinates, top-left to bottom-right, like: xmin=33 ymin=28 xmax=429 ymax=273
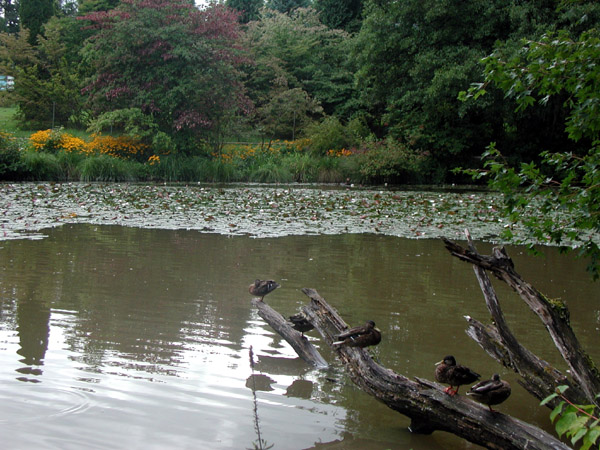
xmin=332 ymin=320 xmax=381 ymax=348
xmin=435 ymin=355 xmax=480 ymax=396
xmin=249 ymin=279 xmax=280 ymax=301
xmin=288 ymin=313 xmax=314 ymax=337
xmin=467 ymin=373 xmax=511 ymax=411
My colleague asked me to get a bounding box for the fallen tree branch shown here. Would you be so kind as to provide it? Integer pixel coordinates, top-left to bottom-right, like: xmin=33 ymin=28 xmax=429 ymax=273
xmin=251 ymin=298 xmax=328 ymax=369
xmin=299 ymin=288 xmax=569 ymax=450
xmin=442 ymin=233 xmax=600 ymax=405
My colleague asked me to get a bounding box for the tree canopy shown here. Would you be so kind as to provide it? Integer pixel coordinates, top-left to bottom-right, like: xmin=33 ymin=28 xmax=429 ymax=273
xmin=80 ymin=0 xmax=251 ymax=153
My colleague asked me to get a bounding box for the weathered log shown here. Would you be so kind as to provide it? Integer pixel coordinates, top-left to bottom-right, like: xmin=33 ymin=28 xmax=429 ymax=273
xmin=251 ymin=298 xmax=328 ymax=369
xmin=442 ymin=233 xmax=600 ymax=405
xmin=300 ymin=288 xmax=570 ymax=450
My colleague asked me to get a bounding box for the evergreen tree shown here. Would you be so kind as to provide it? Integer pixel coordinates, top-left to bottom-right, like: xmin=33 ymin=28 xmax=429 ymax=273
xmin=265 ymin=0 xmax=309 ymax=14
xmin=314 ymin=0 xmax=362 ymax=32
xmin=226 ymin=0 xmax=263 ymax=23
xmin=0 ymin=0 xmax=20 ymax=33
xmin=19 ymin=0 xmax=55 ymax=44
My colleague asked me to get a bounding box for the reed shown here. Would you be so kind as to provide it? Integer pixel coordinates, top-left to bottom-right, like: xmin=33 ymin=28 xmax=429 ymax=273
xmin=79 ymin=155 xmax=139 ymax=182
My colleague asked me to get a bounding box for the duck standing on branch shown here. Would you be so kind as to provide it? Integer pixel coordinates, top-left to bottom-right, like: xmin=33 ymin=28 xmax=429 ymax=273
xmin=288 ymin=313 xmax=314 ymax=337
xmin=467 ymin=373 xmax=511 ymax=412
xmin=333 ymin=320 xmax=381 ymax=349
xmin=249 ymin=279 xmax=280 ymax=301
xmin=435 ymin=355 xmax=480 ymax=396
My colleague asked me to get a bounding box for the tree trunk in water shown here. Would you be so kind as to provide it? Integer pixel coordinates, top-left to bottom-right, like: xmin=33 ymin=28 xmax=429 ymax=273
xmin=297 ymin=288 xmax=569 ymax=450
xmin=251 ymin=298 xmax=328 ymax=369
xmin=442 ymin=231 xmax=599 ymax=407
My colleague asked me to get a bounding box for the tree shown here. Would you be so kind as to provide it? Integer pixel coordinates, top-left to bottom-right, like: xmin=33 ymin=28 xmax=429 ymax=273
xmin=352 ymin=0 xmax=600 ymax=178
xmin=80 ymin=0 xmax=252 ymax=154
xmin=243 ymin=7 xmax=355 ymax=135
xmin=0 ymin=18 xmax=84 ymax=128
xmin=461 ymin=29 xmax=600 ymax=279
xmin=19 ymin=0 xmax=55 ymax=44
xmin=265 ymin=0 xmax=309 ymax=14
xmin=314 ymin=0 xmax=363 ymax=32
xmin=225 ymin=0 xmax=263 ymax=24
xmin=0 ymin=0 xmax=20 ymax=33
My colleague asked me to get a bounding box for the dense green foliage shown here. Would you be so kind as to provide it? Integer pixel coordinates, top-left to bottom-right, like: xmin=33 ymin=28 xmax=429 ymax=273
xmin=0 ymin=0 xmax=599 ymax=189
xmin=462 ymin=29 xmax=600 ymax=278
xmin=80 ymin=0 xmax=249 ymax=154
xmin=314 ymin=0 xmax=363 ymax=32
xmin=225 ymin=0 xmax=262 ymax=23
xmin=19 ymin=0 xmax=55 ymax=44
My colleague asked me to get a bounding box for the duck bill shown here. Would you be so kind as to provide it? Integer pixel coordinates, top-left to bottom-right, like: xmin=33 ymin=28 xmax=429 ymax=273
xmin=435 ymin=360 xmax=443 ymax=366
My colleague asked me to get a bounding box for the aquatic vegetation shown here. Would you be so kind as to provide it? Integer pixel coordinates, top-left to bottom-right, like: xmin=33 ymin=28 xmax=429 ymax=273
xmin=2 ymin=182 xmax=593 ymax=246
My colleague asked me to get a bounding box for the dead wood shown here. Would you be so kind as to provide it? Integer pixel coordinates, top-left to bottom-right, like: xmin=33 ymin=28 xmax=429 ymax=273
xmin=251 ymin=298 xmax=328 ymax=369
xmin=442 ymin=232 xmax=600 ymax=406
xmin=298 ymin=288 xmax=569 ymax=450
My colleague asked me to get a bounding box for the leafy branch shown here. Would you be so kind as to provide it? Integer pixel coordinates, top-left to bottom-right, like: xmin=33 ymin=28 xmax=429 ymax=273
xmin=541 ymin=386 xmax=600 ymax=449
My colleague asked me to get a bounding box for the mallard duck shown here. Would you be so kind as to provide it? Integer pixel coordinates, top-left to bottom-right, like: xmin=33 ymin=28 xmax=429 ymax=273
xmin=467 ymin=373 xmax=511 ymax=411
xmin=288 ymin=313 xmax=314 ymax=336
xmin=435 ymin=355 xmax=480 ymax=396
xmin=332 ymin=320 xmax=381 ymax=348
xmin=249 ymin=279 xmax=280 ymax=301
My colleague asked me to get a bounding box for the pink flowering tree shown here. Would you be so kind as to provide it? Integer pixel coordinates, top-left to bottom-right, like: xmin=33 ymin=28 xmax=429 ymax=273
xmin=80 ymin=0 xmax=252 ymax=154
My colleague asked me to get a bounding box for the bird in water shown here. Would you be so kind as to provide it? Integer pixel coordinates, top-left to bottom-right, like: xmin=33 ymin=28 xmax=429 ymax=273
xmin=333 ymin=320 xmax=381 ymax=349
xmin=248 ymin=279 xmax=280 ymax=301
xmin=435 ymin=355 xmax=480 ymax=396
xmin=288 ymin=313 xmax=314 ymax=337
xmin=467 ymin=373 xmax=511 ymax=411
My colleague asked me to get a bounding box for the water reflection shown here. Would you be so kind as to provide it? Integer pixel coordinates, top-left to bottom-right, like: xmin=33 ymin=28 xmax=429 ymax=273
xmin=0 ymin=224 xmax=597 ymax=449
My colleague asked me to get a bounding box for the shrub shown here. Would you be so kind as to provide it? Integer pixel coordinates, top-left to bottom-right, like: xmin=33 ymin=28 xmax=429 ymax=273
xmin=354 ymin=138 xmax=430 ymax=184
xmin=0 ymin=132 xmax=25 ymax=179
xmin=304 ymin=116 xmax=355 ymax=155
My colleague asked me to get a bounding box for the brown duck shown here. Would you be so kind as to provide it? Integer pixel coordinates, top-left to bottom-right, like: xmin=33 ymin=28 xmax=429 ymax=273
xmin=288 ymin=313 xmax=314 ymax=337
xmin=435 ymin=355 xmax=480 ymax=396
xmin=249 ymin=279 xmax=280 ymax=301
xmin=333 ymin=320 xmax=381 ymax=348
xmin=467 ymin=373 xmax=511 ymax=411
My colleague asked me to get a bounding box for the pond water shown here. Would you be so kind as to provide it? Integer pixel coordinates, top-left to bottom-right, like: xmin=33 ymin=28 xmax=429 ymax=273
xmin=0 ymin=184 xmax=599 ymax=449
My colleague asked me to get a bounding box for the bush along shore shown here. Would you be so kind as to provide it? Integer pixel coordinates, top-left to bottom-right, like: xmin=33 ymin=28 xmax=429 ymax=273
xmin=0 ymin=128 xmax=443 ymax=185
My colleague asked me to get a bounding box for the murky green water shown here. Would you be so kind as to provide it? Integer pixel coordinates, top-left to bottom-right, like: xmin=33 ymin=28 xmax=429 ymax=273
xmin=0 ymin=220 xmax=598 ymax=449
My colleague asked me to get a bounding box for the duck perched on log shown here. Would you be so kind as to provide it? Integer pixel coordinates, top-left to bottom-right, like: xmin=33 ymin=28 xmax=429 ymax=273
xmin=467 ymin=374 xmax=511 ymax=411
xmin=288 ymin=313 xmax=314 ymax=337
xmin=249 ymin=279 xmax=280 ymax=301
xmin=435 ymin=355 xmax=480 ymax=396
xmin=333 ymin=320 xmax=381 ymax=349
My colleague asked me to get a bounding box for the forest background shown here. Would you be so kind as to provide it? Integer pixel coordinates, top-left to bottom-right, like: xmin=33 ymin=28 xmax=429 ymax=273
xmin=0 ymin=0 xmax=596 ymax=186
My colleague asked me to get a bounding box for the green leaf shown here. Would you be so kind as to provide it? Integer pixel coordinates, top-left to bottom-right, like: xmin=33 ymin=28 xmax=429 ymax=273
xmin=555 ymin=412 xmax=577 ymax=437
xmin=581 ymin=427 xmax=600 ymax=450
xmin=540 ymin=392 xmax=558 ymax=406
xmin=550 ymin=402 xmax=565 ymax=423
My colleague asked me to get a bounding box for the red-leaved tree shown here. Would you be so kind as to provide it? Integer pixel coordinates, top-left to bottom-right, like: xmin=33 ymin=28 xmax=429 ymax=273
xmin=80 ymin=0 xmax=252 ymax=154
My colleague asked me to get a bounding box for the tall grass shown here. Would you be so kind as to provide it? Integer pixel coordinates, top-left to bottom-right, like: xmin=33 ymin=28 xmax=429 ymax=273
xmin=21 ymin=150 xmax=62 ymax=180
xmin=79 ymin=155 xmax=140 ymax=182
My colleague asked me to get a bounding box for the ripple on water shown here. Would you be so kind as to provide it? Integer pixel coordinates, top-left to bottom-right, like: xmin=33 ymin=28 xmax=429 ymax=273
xmin=0 ymin=384 xmax=92 ymax=424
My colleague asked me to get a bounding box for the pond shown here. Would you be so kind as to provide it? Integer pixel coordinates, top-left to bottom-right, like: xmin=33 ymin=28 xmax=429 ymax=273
xmin=0 ymin=183 xmax=598 ymax=449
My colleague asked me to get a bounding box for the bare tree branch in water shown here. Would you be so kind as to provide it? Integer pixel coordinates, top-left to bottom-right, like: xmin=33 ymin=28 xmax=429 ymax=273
xmin=296 ymin=288 xmax=569 ymax=449
xmin=442 ymin=230 xmax=600 ymax=408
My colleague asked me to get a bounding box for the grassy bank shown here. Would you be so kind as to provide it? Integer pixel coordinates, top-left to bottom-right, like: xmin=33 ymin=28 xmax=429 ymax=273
xmin=0 ymin=108 xmax=440 ymax=184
